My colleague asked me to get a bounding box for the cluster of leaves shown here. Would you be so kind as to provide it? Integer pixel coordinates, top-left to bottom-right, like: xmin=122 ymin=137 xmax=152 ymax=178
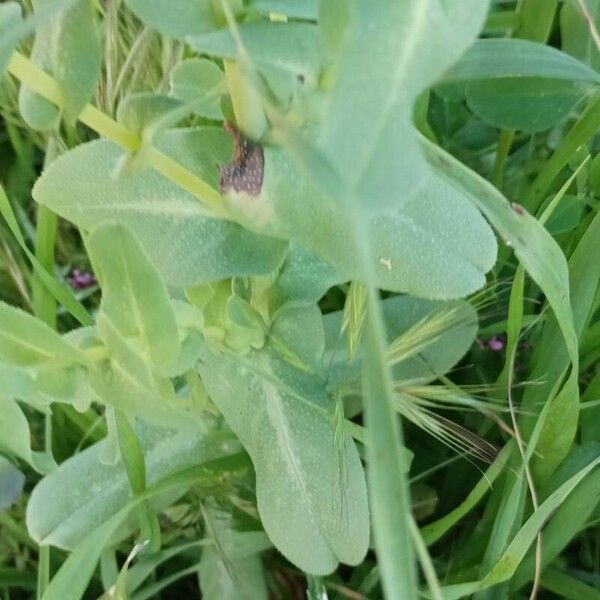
xmin=0 ymin=0 xmax=599 ymax=599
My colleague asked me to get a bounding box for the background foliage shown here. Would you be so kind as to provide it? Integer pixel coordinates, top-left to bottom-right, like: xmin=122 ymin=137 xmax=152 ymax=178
xmin=1 ymin=1 xmax=600 ymax=599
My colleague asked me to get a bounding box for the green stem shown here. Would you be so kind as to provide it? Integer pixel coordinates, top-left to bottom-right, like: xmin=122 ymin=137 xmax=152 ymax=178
xmin=523 ymin=93 xmax=600 ymax=212
xmin=6 ymin=51 xmax=224 ymax=214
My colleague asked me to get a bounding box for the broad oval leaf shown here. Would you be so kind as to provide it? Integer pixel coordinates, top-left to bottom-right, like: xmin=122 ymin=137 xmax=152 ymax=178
xmin=320 ymin=0 xmax=490 ymax=210
xmin=223 ymin=145 xmax=497 ymax=299
xmin=26 ymin=423 xmax=239 ymax=548
xmin=32 ymin=130 xmax=287 ymax=287
xmin=466 ymin=78 xmax=587 ymax=132
xmin=198 ymin=347 xmax=370 ymax=575
xmin=443 ymin=38 xmax=600 ymax=85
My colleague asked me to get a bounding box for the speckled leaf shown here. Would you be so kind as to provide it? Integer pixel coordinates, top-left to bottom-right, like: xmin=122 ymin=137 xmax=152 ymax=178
xmin=26 ymin=423 xmax=238 ymax=548
xmin=320 ymin=0 xmax=490 ymax=210
xmin=199 ymin=506 xmax=269 ymax=600
xmin=198 ymin=347 xmax=369 ymax=575
xmin=188 ymin=22 xmax=321 ymax=101
xmin=88 ymin=223 xmax=180 ymax=369
xmin=32 ymin=129 xmax=287 ymax=287
xmin=224 ymin=146 xmax=497 ymax=299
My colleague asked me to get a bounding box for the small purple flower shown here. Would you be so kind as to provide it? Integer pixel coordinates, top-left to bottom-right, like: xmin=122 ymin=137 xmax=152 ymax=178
xmin=68 ymin=268 xmax=96 ymax=290
xmin=487 ymin=337 xmax=505 ymax=352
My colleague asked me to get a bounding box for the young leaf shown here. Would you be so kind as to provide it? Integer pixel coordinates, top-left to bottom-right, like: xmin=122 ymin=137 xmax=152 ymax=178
xmin=170 ymin=58 xmax=226 ymax=120
xmin=88 ymin=222 xmax=180 ymax=369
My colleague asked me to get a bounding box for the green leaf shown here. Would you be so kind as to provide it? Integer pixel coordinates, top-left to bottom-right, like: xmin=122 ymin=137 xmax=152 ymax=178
xmin=19 ymin=0 xmax=101 ymax=129
xmin=269 ymin=304 xmax=324 ymax=373
xmin=198 ymin=506 xmax=269 ymax=600
xmin=32 ymin=131 xmax=288 ymax=287
xmin=198 ymin=347 xmax=369 ymax=575
xmin=88 ymin=223 xmax=180 ymax=369
xmin=0 ymin=301 xmax=80 ymax=366
xmin=170 ymin=59 xmax=226 ymax=120
xmin=361 ymin=291 xmax=417 ymax=599
xmin=324 ymin=296 xmax=478 ymax=385
xmin=224 ymin=146 xmax=497 ymax=299
xmin=26 ymin=423 xmax=238 ymax=548
xmin=188 ymin=22 xmax=321 ymax=101
xmin=466 ymin=78 xmax=586 ymax=132
xmin=423 ymin=137 xmax=586 ymax=484
xmin=443 ymin=38 xmax=600 ymax=84
xmin=0 ymin=396 xmax=54 ymax=474
xmin=269 ymin=245 xmax=341 ymax=309
xmin=0 ymin=455 xmax=25 ymax=511
xmin=320 ymin=0 xmax=490 ymax=210
xmin=422 ymin=137 xmax=578 ymax=383
xmin=0 ymin=2 xmax=22 ymax=75
xmin=123 ymin=0 xmax=219 ymax=40
xmin=116 ymin=93 xmax=182 ymax=136
xmin=527 ymin=208 xmax=600 ymax=480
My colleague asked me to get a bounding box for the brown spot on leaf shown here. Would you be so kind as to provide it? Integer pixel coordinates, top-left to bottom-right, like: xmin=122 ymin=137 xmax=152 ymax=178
xmin=510 ymin=202 xmax=524 ymax=215
xmin=219 ymin=122 xmax=264 ymax=196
